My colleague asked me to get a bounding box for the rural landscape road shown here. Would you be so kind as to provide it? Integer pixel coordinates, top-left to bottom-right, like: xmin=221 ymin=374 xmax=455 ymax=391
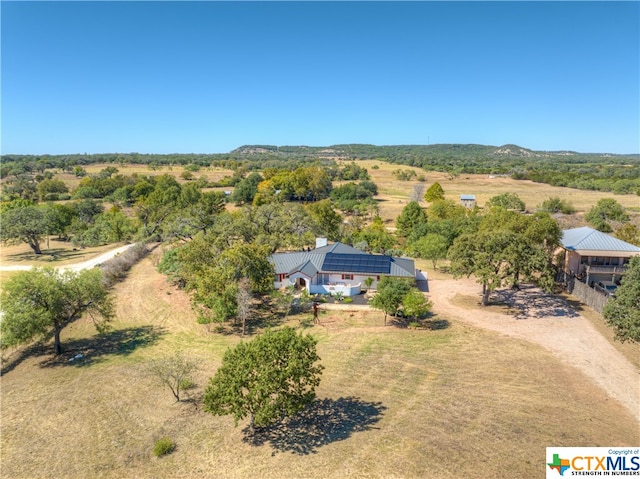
xmin=0 ymin=244 xmax=135 ymax=273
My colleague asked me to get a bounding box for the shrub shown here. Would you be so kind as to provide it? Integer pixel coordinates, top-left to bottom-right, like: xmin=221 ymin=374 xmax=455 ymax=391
xmin=153 ymin=437 xmax=175 ymax=457
xmin=179 ymin=377 xmax=195 ymax=390
xmin=343 ymin=297 xmax=354 ymax=303
xmin=100 ymin=243 xmax=150 ymax=288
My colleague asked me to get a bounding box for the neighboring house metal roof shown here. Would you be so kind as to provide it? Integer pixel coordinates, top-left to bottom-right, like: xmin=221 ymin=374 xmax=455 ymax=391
xmin=561 ymin=227 xmax=640 ymax=253
xmin=270 ymin=242 xmax=415 ymax=278
xmin=460 ymin=195 xmax=476 ymax=200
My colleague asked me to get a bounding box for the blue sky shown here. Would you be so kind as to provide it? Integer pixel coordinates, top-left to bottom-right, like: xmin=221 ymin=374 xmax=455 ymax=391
xmin=2 ymin=1 xmax=639 ymax=155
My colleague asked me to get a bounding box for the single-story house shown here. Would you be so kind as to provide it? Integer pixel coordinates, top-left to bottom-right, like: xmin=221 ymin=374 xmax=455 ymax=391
xmin=269 ymin=238 xmax=416 ymax=296
xmin=559 ymin=226 xmax=640 ymax=285
xmin=460 ymin=194 xmax=476 ymax=208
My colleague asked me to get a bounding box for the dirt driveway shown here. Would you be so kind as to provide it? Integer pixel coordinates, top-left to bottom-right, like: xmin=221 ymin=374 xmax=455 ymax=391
xmin=428 ymin=276 xmax=639 ymax=422
xmin=0 ymin=244 xmax=134 ymax=272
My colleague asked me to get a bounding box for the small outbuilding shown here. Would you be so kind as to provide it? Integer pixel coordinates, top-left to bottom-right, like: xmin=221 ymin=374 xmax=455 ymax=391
xmin=460 ymin=194 xmax=476 ymax=208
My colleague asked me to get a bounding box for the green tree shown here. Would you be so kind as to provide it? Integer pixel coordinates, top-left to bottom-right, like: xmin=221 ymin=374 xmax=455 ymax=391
xmin=395 ymin=201 xmax=428 ymax=237
xmin=424 ymin=182 xmax=445 ymax=202
xmin=539 ymin=196 xmax=575 ymax=214
xmin=36 ymin=178 xmax=69 ymax=201
xmin=401 ymin=289 xmax=433 ymax=320
xmin=0 ymin=268 xmax=114 ymax=355
xmin=448 ymin=231 xmax=515 ymax=306
xmin=72 ymin=165 xmax=87 ymax=177
xmin=486 ymin=192 xmax=525 ymax=211
xmin=306 ymin=199 xmax=343 ymax=241
xmin=354 ymin=216 xmax=396 ymax=253
xmin=135 ymin=175 xmax=181 ymax=239
xmin=44 ymin=203 xmax=77 ymax=240
xmin=448 ymin=227 xmax=555 ymax=306
xmin=370 ymin=277 xmax=412 ymax=326
xmin=231 ymin=172 xmax=262 ymax=205
xmin=97 ymin=208 xmax=138 ymax=243
xmin=409 ymin=233 xmax=448 ymax=269
xmin=615 ymin=223 xmax=640 ymax=246
xmin=213 ymin=243 xmax=275 ymax=295
xmin=602 ymin=256 xmax=640 ymax=343
xmin=0 ymin=205 xmax=50 ymax=254
xmin=585 ymin=198 xmax=629 ymax=232
xmin=426 ymin=199 xmax=467 ymax=221
xmin=203 ymin=327 xmax=323 ymax=431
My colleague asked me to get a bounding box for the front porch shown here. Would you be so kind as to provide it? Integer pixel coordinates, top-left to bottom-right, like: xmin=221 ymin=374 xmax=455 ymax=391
xmin=310 ymin=282 xmax=362 ymax=297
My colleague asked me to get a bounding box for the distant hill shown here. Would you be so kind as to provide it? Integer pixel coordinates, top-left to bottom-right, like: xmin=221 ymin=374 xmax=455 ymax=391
xmin=231 ymin=143 xmax=638 ymax=162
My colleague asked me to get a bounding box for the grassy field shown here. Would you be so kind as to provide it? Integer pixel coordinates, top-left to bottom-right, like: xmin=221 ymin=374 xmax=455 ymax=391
xmin=1 ymin=255 xmax=637 ymax=479
xmin=351 ymin=160 xmax=640 ymax=225
xmin=54 ymin=163 xmax=235 ymax=192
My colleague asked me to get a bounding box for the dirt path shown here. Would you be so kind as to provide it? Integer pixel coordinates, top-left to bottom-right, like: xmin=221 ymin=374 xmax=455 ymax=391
xmin=0 ymin=244 xmax=135 ymax=272
xmin=428 ymin=276 xmax=640 ymax=422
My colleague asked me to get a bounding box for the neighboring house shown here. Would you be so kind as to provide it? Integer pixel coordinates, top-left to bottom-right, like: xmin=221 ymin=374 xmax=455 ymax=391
xmin=460 ymin=194 xmax=476 ymax=208
xmin=269 ymin=238 xmax=416 ymax=297
xmin=559 ymin=226 xmax=640 ymax=285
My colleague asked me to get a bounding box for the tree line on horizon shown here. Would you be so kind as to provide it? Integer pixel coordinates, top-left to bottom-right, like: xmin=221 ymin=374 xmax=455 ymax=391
xmin=2 ymin=143 xmax=639 ymax=195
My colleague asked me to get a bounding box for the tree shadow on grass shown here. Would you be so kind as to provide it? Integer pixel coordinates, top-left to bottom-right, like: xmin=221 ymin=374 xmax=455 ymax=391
xmin=492 ymin=284 xmax=580 ymax=320
xmin=4 ymin=247 xmax=87 ymax=263
xmin=37 ymin=326 xmax=166 ymax=369
xmin=243 ymin=397 xmax=386 ymax=455
xmin=389 ymin=313 xmax=450 ymax=331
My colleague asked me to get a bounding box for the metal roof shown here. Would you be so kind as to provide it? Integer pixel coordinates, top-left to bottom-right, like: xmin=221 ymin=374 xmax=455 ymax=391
xmin=460 ymin=195 xmax=476 ymax=200
xmin=561 ymin=227 xmax=640 ymax=253
xmin=312 ymin=242 xmax=367 ymax=255
xmin=270 ymin=242 xmax=415 ymax=277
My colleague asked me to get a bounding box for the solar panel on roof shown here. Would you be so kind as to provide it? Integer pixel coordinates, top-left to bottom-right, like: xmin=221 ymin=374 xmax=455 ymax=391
xmin=321 ymin=253 xmax=391 ymax=274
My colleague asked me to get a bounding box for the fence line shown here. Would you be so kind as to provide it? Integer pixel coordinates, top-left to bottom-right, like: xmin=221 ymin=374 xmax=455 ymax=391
xmin=564 ymin=273 xmax=609 ymax=315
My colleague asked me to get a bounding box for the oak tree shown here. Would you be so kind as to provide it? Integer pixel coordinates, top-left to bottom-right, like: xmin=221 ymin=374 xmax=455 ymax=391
xmin=0 ymin=268 xmax=114 ymax=355
xmin=203 ymin=327 xmax=323 ymax=431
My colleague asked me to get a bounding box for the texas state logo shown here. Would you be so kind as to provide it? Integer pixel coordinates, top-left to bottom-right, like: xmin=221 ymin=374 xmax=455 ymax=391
xmin=546 ymin=447 xmax=640 ymax=478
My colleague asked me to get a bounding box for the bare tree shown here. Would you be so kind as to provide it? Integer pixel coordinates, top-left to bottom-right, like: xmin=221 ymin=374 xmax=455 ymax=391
xmin=237 ymin=277 xmax=253 ymax=336
xmin=409 ymin=183 xmax=426 ymax=203
xmin=147 ymin=351 xmax=199 ymax=402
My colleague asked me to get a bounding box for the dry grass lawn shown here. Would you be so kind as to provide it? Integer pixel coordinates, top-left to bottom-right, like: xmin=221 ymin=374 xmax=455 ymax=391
xmin=46 ymin=163 xmax=234 ymax=192
xmin=349 ymin=160 xmax=640 ymax=225
xmin=1 ymin=256 xmax=637 ymax=479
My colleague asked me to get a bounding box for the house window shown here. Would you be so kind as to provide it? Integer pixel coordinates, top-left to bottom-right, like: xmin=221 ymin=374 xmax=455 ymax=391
xmin=342 ymin=274 xmax=354 ymax=280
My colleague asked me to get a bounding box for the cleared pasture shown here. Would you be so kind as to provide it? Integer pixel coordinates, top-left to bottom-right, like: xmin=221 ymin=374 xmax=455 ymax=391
xmin=1 ymin=256 xmax=637 ymax=479
xmin=351 ymin=160 xmax=640 ymax=224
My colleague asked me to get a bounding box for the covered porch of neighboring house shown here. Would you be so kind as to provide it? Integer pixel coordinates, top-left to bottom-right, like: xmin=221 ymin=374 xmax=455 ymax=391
xmin=564 ymin=251 xmax=631 ymax=286
xmin=559 ymin=227 xmax=640 ymax=288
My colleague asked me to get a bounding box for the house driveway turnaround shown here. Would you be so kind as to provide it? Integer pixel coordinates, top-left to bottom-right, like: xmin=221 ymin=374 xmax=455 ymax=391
xmin=427 ymin=276 xmax=640 ymax=423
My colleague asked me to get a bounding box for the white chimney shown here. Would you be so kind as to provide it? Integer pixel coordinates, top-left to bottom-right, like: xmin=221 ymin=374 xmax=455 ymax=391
xmin=315 ymin=237 xmax=328 ymax=248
